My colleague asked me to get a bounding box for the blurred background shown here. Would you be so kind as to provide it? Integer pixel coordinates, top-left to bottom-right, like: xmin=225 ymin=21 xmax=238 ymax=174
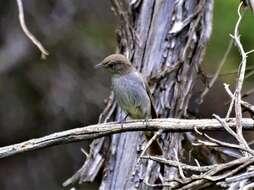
xmin=0 ymin=1 xmax=253 ymax=189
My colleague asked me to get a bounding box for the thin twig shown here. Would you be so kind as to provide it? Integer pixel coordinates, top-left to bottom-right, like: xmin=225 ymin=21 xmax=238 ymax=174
xmin=174 ymin=148 xmax=187 ymax=180
xmin=213 ymin=114 xmax=253 ymax=155
xmin=139 ymin=130 xmax=162 ymax=159
xmin=143 ymin=155 xmax=254 ymax=189
xmin=225 ymin=83 xmax=254 ymax=115
xmin=16 ymin=0 xmax=49 ymax=59
xmin=242 ymin=182 xmax=254 ymax=190
xmin=246 ymin=49 xmax=254 ymax=55
xmin=220 ymin=65 xmax=254 ymax=77
xmin=213 ymin=114 xmax=238 ymax=140
xmin=198 ymin=39 xmax=233 ymax=104
xmin=226 ymin=171 xmax=254 ymax=183
xmin=225 ymin=83 xmax=236 ymax=118
xmin=141 ymin=156 xmax=214 ymax=172
xmin=80 ymin=148 xmax=89 ymax=158
xmin=242 ymin=87 xmax=254 ymax=98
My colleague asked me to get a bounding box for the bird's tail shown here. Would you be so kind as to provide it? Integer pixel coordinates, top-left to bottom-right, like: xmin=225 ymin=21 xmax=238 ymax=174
xmin=144 ymin=131 xmax=163 ymax=156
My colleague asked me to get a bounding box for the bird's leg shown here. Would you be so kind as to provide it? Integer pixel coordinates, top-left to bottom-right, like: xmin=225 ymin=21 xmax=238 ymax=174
xmin=119 ymin=112 xmax=128 ymax=128
xmin=144 ymin=115 xmax=149 ymax=128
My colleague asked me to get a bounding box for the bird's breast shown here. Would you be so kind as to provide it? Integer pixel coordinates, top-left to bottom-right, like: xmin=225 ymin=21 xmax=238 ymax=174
xmin=112 ymin=73 xmax=151 ymax=119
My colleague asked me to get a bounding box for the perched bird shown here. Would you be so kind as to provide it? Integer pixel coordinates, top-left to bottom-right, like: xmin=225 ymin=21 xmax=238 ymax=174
xmin=95 ymin=54 xmax=162 ymax=155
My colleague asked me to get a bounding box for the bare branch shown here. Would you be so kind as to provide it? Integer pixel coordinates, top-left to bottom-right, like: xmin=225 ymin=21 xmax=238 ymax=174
xmin=16 ymin=0 xmax=49 ymax=59
xmin=194 ymin=123 xmax=254 ymax=156
xmin=225 ymin=83 xmax=254 ymax=115
xmin=213 ymin=114 xmax=238 ymax=140
xmin=198 ymin=39 xmax=233 ymax=104
xmin=0 ymin=118 xmax=253 ymax=159
xmin=141 ymin=156 xmax=213 ymax=172
xmin=139 ymin=130 xmax=162 ymax=159
xmin=143 ymin=155 xmax=254 ymax=189
xmin=226 ymin=171 xmax=254 ymax=183
xmin=230 ymin=2 xmax=250 ymax=155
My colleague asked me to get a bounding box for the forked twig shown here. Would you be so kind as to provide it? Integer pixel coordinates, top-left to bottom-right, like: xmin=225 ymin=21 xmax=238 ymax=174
xmin=229 ymin=2 xmax=250 ymax=155
xmin=198 ymin=39 xmax=233 ymax=104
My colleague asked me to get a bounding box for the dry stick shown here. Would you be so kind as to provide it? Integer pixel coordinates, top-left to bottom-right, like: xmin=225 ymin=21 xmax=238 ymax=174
xmin=174 ymin=148 xmax=187 ymax=180
xmin=142 ymin=156 xmax=254 ymax=189
xmin=231 ymin=2 xmax=251 ymax=155
xmin=242 ymin=182 xmax=254 ymax=190
xmin=214 ymin=114 xmax=254 ymax=156
xmin=0 ymin=118 xmax=253 ymax=159
xmin=198 ymin=39 xmax=233 ymax=104
xmin=192 ymin=127 xmax=243 ymax=156
xmin=203 ymin=159 xmax=253 ymax=182
xmin=213 ymin=114 xmax=238 ymax=140
xmin=225 ymin=83 xmax=254 ymax=114
xmin=226 ymin=91 xmax=236 ymax=119
xmin=139 ymin=130 xmax=162 ymax=159
xmin=98 ymin=92 xmax=115 ymax=123
xmin=193 ymin=124 xmax=254 ymax=156
xmin=80 ymin=148 xmax=89 ymax=158
xmin=226 ymin=171 xmax=254 ymax=183
xmin=141 ymin=156 xmax=214 ymax=172
xmin=194 ymin=159 xmax=202 ymax=172
xmin=16 ymin=0 xmax=49 ymax=59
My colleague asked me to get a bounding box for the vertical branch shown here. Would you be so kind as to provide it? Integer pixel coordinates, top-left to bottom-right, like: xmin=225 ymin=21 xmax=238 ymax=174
xmin=231 ymin=2 xmax=250 ymax=153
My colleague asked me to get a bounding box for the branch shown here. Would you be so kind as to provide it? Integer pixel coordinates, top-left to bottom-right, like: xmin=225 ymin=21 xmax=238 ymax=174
xmin=232 ymin=2 xmax=246 ymax=147
xmin=142 ymin=155 xmax=254 ymax=189
xmin=229 ymin=2 xmax=253 ymax=155
xmin=197 ymin=39 xmax=233 ymax=104
xmin=16 ymin=0 xmax=49 ymax=59
xmin=141 ymin=156 xmax=214 ymax=172
xmin=225 ymin=83 xmax=254 ymax=115
xmin=0 ymin=118 xmax=253 ymax=159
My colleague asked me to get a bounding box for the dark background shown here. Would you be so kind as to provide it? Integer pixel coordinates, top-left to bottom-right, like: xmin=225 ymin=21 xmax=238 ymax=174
xmin=0 ymin=1 xmax=253 ymax=189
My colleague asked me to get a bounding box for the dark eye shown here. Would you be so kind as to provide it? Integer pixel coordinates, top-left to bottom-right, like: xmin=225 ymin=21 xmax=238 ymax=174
xmin=108 ymin=63 xmax=114 ymax=68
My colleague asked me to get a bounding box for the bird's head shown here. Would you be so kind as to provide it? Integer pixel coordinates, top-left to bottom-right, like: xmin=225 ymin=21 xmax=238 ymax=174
xmin=95 ymin=54 xmax=133 ymax=75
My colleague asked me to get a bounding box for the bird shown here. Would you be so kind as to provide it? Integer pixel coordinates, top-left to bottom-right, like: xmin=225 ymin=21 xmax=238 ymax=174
xmin=95 ymin=53 xmax=162 ymax=155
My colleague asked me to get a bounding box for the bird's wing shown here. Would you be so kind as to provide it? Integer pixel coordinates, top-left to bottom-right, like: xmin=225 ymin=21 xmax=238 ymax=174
xmin=144 ymin=82 xmax=157 ymax=119
xmin=136 ymin=72 xmax=157 ymax=118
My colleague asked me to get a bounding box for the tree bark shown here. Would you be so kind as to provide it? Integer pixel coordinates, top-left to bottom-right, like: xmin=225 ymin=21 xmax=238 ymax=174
xmin=63 ymin=0 xmax=214 ymax=189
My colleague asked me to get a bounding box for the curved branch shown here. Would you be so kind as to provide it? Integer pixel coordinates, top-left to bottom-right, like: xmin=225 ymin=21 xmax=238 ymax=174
xmin=16 ymin=0 xmax=49 ymax=59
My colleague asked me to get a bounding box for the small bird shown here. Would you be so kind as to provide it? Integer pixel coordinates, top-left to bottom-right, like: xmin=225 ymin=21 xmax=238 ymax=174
xmin=95 ymin=54 xmax=162 ymax=155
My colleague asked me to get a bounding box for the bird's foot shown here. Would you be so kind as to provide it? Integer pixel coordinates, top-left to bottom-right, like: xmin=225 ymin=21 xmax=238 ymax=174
xmin=119 ymin=114 xmax=128 ymax=129
xmin=143 ymin=118 xmax=149 ymax=128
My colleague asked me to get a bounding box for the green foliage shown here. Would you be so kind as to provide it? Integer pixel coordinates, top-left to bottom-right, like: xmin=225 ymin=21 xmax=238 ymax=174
xmin=204 ymin=1 xmax=254 ymax=85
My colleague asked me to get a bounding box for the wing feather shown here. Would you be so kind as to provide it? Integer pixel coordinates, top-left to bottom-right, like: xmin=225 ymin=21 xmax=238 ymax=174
xmin=136 ymin=72 xmax=157 ymax=119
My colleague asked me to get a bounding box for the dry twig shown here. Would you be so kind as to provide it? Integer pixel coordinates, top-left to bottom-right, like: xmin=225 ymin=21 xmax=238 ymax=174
xmin=230 ymin=2 xmax=250 ymax=155
xmin=198 ymin=39 xmax=233 ymax=104
xmin=16 ymin=0 xmax=49 ymax=59
xmin=225 ymin=83 xmax=254 ymax=115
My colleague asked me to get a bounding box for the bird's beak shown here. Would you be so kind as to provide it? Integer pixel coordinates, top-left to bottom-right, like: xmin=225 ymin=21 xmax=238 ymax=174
xmin=94 ymin=62 xmax=103 ymax=69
